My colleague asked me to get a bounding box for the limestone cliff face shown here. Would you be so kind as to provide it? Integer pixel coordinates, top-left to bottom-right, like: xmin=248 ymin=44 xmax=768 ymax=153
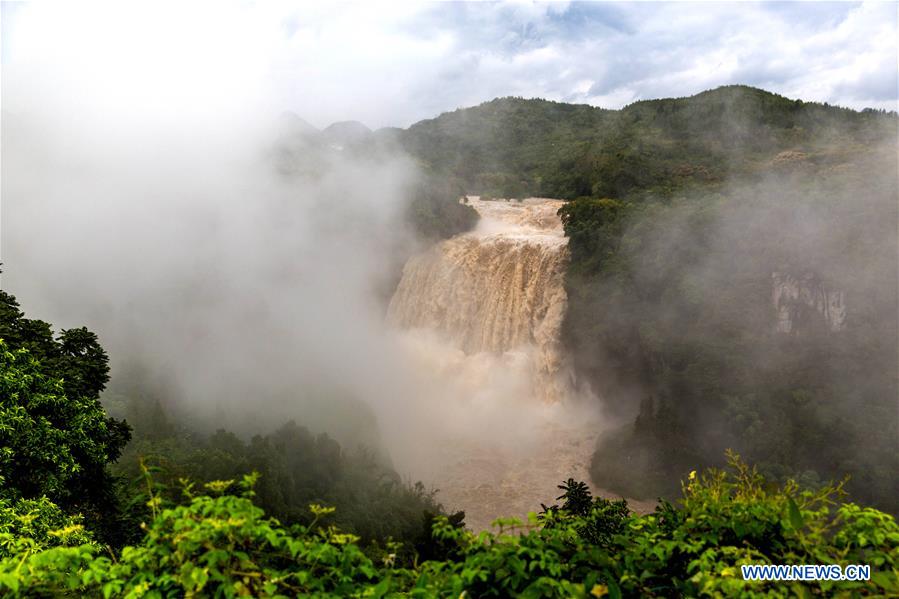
xmin=772 ymin=271 xmax=846 ymax=333
xmin=388 ymin=197 xmax=572 ymax=402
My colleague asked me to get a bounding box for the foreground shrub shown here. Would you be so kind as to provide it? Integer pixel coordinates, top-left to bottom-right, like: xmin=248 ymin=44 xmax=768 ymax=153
xmin=0 ymin=453 xmax=896 ymax=597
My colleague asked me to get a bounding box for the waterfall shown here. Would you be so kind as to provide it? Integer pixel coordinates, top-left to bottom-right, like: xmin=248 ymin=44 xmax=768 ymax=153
xmin=388 ymin=197 xmax=573 ymax=403
xmin=384 ymin=197 xmax=628 ymax=530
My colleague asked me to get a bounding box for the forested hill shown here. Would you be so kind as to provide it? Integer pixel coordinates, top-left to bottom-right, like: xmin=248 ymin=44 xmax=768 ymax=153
xmin=393 ymin=85 xmax=898 ymax=515
xmin=390 ymin=85 xmax=894 ymax=199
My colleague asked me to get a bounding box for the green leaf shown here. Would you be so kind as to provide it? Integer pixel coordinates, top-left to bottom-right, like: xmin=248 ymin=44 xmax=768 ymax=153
xmin=369 ymin=577 xmax=391 ymax=598
xmin=787 ymin=498 xmax=804 ymax=531
xmin=607 ymin=578 xmax=622 ymax=599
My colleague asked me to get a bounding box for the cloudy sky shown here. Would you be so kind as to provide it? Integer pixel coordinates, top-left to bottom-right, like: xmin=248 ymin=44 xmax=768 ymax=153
xmin=2 ymin=1 xmax=897 ymax=129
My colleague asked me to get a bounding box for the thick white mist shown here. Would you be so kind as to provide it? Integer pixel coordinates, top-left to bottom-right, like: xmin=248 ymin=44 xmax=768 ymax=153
xmin=1 ymin=3 xmax=426 ymax=442
xmin=1 ymin=5 xmax=614 ymax=529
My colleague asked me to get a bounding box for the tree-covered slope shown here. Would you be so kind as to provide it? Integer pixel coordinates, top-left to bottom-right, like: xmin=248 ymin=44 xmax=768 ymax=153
xmin=397 ymin=86 xmax=898 ymax=514
xmin=0 ymin=291 xmax=455 ymax=556
xmin=400 ymin=97 xmax=612 ymax=198
xmin=564 ymin=149 xmax=898 ymax=512
xmin=396 ymin=85 xmax=894 ymax=200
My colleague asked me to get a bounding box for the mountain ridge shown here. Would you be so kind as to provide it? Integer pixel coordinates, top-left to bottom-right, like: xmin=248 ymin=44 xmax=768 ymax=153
xmin=391 ymin=84 xmax=895 ymax=200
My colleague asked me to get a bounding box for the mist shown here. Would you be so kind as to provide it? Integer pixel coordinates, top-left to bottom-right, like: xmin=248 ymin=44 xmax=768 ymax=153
xmin=576 ymin=131 xmax=899 ymax=507
xmin=3 ymin=2 xmax=896 ymax=528
xmin=2 ymin=3 xmax=427 ymax=460
xmin=1 ymin=4 xmax=604 ymax=506
xmin=2 ymin=5 xmax=899 ymax=594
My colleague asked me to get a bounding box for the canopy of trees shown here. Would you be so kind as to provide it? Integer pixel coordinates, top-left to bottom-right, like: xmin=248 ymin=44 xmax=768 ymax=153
xmin=0 ymin=291 xmax=131 ymax=545
xmin=397 ymin=85 xmax=894 ymax=200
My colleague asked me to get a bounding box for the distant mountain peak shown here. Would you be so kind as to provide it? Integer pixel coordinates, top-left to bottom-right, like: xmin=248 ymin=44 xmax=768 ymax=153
xmin=278 ymin=111 xmax=320 ymax=136
xmin=321 ymin=120 xmax=372 ymax=149
xmin=323 ymin=120 xmax=371 ymax=135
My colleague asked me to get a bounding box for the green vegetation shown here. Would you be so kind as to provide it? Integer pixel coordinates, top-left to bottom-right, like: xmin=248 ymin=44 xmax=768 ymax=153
xmin=0 ymin=291 xmax=132 ymax=546
xmin=273 ymin=114 xmax=478 ymax=243
xmin=0 ymin=496 xmax=94 ymax=560
xmin=398 ymin=85 xmax=893 ymax=200
xmin=0 ymin=290 xmax=455 ymax=561
xmin=405 ymin=172 xmax=479 ymax=241
xmin=561 ymin=149 xmax=897 ymax=515
xmin=112 ymin=421 xmax=450 ymax=562
xmin=1 ymin=287 xmax=896 ymax=596
xmin=1 ymin=86 xmax=896 ymax=595
xmin=400 ymin=85 xmax=898 ymax=515
xmin=400 ymin=96 xmax=610 ymax=199
xmin=0 ymin=452 xmax=896 ymax=597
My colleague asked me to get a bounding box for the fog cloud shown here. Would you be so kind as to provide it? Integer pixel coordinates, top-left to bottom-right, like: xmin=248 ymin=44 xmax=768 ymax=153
xmin=5 ymin=2 xmax=893 ymax=131
xmin=2 ymin=2 xmax=431 ymax=451
xmin=1 ymin=2 xmax=597 ymax=487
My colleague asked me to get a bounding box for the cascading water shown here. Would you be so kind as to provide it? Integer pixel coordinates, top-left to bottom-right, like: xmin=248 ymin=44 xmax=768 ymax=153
xmin=387 ymin=197 xmax=632 ymax=530
xmin=388 ymin=197 xmax=572 ymax=403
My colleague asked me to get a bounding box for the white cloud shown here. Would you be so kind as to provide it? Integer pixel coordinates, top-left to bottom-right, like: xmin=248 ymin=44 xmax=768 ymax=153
xmin=3 ymin=1 xmax=896 ymax=129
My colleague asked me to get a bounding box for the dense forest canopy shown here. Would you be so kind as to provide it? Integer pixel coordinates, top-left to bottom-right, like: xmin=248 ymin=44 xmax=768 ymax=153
xmin=393 ymin=85 xmax=894 ymax=200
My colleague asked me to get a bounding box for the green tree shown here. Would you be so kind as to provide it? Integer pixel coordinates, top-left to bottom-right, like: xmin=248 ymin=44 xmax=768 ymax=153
xmin=0 ymin=342 xmax=128 ymax=518
xmin=557 ymin=197 xmax=630 ymax=273
xmin=0 ymin=291 xmax=113 ymax=402
xmin=405 ymin=172 xmax=479 ymax=240
xmin=0 ymin=287 xmax=131 ymax=544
